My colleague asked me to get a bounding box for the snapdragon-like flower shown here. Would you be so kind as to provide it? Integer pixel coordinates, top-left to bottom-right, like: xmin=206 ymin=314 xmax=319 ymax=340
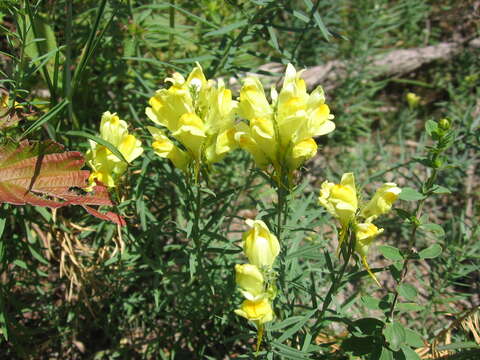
xmin=318 ymin=173 xmax=401 ymax=285
xmin=355 ymin=222 xmax=384 ymax=286
xmin=86 ymin=111 xmax=143 ymax=187
xmin=146 ymin=63 xmax=237 ymax=174
xmin=234 ymin=220 xmax=278 ymax=330
xmin=360 ymin=183 xmax=402 ymax=222
xmin=235 ymin=63 xmax=335 ymax=184
xmin=318 ymin=172 xmax=358 ymax=228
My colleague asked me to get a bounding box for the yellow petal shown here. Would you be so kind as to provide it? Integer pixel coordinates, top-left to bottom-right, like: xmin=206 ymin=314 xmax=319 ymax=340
xmin=287 ymin=138 xmax=317 ymax=171
xmin=243 ymin=219 xmax=280 ymax=269
xmin=238 ymin=77 xmax=272 ymax=120
xmin=234 ymin=298 xmax=273 ymax=324
xmin=360 ymin=183 xmax=401 ymax=221
xmin=235 ymin=264 xmax=264 ymax=300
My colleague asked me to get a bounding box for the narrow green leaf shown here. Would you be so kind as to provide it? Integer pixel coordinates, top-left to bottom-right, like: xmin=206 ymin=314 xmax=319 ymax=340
xmin=0 ymin=217 xmax=5 ymax=240
xmin=28 ymin=244 xmax=49 ymax=266
xmin=396 ymin=303 xmax=424 ymax=312
xmin=418 ymin=244 xmax=442 ymax=259
xmin=269 ymin=316 xmax=304 ymax=331
xmin=293 ymin=10 xmax=309 ymax=23
xmin=20 ymin=99 xmax=68 ymax=138
xmin=277 ymin=308 xmax=316 ymax=342
xmin=436 ymin=342 xmax=480 ymax=351
xmin=267 ymin=26 xmax=279 ymax=51
xmin=271 ymin=340 xmax=311 ymax=359
xmin=378 ymin=245 xmax=404 ymax=261
xmin=204 ymin=19 xmax=248 ymax=37
xmin=64 ymin=130 xmax=128 ymax=164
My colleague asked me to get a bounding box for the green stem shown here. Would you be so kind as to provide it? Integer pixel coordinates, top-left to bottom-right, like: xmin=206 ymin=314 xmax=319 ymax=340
xmin=388 ymin=167 xmax=438 ymax=320
xmin=312 ymin=228 xmax=354 ymax=337
xmin=168 ymin=0 xmax=175 ymax=62
xmin=190 ymin=184 xmax=207 ymax=284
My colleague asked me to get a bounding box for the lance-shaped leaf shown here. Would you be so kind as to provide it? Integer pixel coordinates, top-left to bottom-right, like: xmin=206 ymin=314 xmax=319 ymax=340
xmin=0 ymin=139 xmax=125 ymax=225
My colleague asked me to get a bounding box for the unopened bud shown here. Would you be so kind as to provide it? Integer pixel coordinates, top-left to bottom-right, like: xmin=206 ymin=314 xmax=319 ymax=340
xmin=438 ymin=118 xmax=450 ymax=131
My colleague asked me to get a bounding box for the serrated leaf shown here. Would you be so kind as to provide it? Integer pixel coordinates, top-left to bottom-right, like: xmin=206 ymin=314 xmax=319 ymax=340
xmin=418 ymin=244 xmax=442 ymax=259
xmin=397 ymin=284 xmax=417 ymax=301
xmin=399 ymin=187 xmax=425 ymax=201
xmin=383 ymin=321 xmax=406 ymax=351
xmin=0 ymin=140 xmax=124 ymax=225
xmin=378 ymin=245 xmax=404 ymax=261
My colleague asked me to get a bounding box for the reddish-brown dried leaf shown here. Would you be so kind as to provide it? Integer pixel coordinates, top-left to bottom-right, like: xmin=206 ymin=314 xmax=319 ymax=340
xmin=0 ymin=139 xmax=125 ymax=225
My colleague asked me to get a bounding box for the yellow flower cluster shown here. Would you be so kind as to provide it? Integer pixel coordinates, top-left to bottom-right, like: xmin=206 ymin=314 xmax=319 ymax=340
xmin=234 ymin=220 xmax=279 ymax=325
xmin=235 ymin=64 xmax=335 ymax=185
xmin=146 ymin=63 xmax=237 ymax=175
xmin=145 ymin=63 xmax=334 ymax=185
xmin=318 ymin=173 xmax=401 ymax=285
xmin=86 ymin=111 xmax=143 ymax=188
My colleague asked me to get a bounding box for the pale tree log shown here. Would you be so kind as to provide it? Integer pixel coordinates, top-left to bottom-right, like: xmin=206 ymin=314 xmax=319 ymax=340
xmin=223 ymin=37 xmax=480 ymax=92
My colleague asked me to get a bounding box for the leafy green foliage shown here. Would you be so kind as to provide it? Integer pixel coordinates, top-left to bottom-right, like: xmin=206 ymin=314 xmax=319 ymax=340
xmin=0 ymin=0 xmax=479 ymax=358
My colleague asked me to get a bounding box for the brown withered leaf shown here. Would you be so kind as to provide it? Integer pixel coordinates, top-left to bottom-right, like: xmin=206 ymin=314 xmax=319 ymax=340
xmin=0 ymin=139 xmax=125 ymax=225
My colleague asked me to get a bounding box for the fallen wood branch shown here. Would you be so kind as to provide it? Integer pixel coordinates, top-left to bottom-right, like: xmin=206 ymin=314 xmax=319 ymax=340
xmin=223 ymin=37 xmax=480 ymax=92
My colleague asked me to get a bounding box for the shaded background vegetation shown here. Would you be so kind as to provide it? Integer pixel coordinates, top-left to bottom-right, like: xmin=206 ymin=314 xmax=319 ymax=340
xmin=0 ymin=0 xmax=479 ymax=358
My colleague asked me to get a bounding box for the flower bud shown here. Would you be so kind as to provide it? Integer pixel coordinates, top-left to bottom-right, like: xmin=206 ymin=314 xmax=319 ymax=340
xmin=243 ymin=220 xmax=280 ymax=269
xmin=438 ymin=118 xmax=450 ymax=131
xmin=406 ymin=92 xmax=420 ymax=109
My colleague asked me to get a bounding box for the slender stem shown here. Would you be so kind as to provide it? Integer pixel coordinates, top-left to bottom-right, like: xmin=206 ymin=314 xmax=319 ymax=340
xmin=290 ymin=0 xmax=322 ymax=62
xmin=312 ymin=228 xmax=354 ymax=337
xmin=388 ymin=167 xmax=438 ymax=320
xmin=64 ymin=0 xmax=76 ymax=128
xmin=168 ymin=0 xmax=175 ymax=62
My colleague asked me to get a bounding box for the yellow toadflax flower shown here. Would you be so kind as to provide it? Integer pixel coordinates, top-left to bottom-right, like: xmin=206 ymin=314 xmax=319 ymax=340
xmin=355 ymin=222 xmax=384 ymax=286
xmin=86 ymin=111 xmax=143 ymax=188
xmin=146 ymin=63 xmax=238 ymax=175
xmin=406 ymin=92 xmax=421 ymax=109
xmin=360 ymin=183 xmax=402 ymax=222
xmin=235 ymin=63 xmax=335 ymax=185
xmin=318 ymin=172 xmax=358 ymax=229
xmin=318 ymin=173 xmax=401 ymax=285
